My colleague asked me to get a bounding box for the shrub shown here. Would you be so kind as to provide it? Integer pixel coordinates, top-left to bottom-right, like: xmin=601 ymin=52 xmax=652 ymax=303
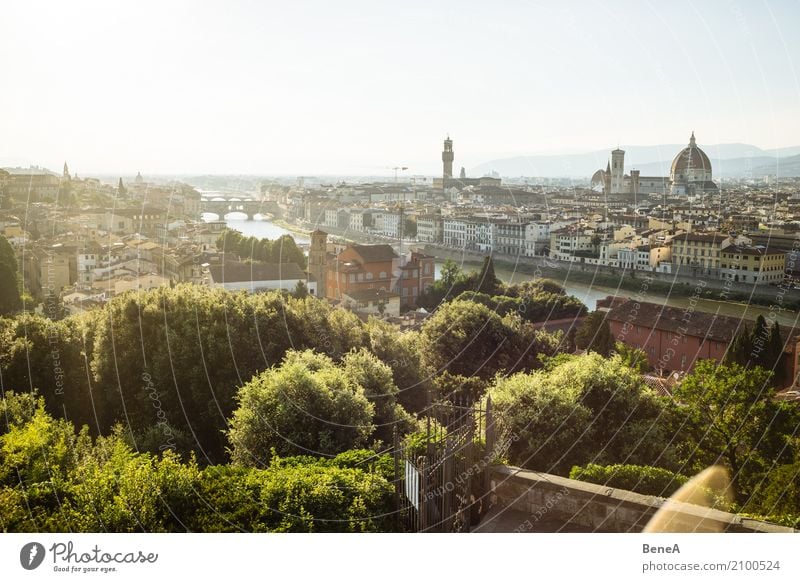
xmin=569 ymin=463 xmax=689 ymax=497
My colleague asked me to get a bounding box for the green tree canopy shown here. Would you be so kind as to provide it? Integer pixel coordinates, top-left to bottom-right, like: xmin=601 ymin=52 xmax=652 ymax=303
xmin=489 ymin=353 xmax=673 ymax=474
xmin=227 ymin=350 xmax=375 ymax=466
xmin=575 ymin=310 xmax=613 ymax=357
xmin=419 ymin=299 xmax=558 ymax=379
xmin=0 ymin=236 xmax=21 ymax=316
xmin=673 ymin=360 xmax=797 ymax=501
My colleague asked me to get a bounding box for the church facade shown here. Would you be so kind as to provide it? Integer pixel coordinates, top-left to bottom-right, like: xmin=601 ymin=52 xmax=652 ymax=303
xmin=591 ymin=132 xmax=718 ymax=197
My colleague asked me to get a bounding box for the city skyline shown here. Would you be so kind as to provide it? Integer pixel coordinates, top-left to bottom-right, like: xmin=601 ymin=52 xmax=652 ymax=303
xmin=2 ymin=0 xmax=799 ymax=175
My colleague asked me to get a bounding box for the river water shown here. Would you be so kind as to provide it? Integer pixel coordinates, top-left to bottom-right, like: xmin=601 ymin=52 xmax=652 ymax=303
xmin=202 ymin=213 xmax=310 ymax=244
xmin=203 ymin=214 xmax=797 ymax=326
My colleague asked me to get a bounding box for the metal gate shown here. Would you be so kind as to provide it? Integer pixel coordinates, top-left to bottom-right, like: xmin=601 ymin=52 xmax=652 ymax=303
xmin=394 ymin=395 xmax=496 ymax=532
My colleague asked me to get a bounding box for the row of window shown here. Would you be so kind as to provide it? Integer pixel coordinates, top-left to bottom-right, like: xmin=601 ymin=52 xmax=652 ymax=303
xmin=337 ymin=271 xmax=389 ymax=283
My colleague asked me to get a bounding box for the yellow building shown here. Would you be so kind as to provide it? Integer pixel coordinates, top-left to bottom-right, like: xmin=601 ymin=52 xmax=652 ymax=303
xmin=670 ymin=232 xmax=730 ymax=274
xmin=720 ymin=246 xmax=785 ymax=285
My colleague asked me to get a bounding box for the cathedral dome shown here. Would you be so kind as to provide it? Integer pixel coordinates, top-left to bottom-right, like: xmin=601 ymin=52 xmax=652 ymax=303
xmin=670 ymin=132 xmax=712 ymax=177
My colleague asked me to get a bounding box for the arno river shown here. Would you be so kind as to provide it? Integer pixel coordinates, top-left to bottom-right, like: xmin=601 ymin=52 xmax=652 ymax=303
xmin=206 ymin=213 xmax=798 ymax=327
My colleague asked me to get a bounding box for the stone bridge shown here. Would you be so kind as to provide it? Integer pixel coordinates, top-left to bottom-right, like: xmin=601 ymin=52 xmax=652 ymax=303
xmin=199 ymin=198 xmax=277 ymax=220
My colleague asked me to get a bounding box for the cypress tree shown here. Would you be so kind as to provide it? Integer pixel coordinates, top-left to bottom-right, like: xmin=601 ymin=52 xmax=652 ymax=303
xmin=477 ymin=255 xmax=499 ymax=295
xmin=0 ymin=236 xmax=21 ymax=315
xmin=768 ymin=323 xmax=785 ymax=387
xmin=751 ymin=315 xmax=769 ymax=368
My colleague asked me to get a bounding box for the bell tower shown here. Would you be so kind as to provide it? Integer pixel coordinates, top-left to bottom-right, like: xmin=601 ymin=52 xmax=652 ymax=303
xmin=442 ymin=135 xmax=454 ymax=180
xmin=308 ymin=229 xmax=328 ymax=299
xmin=610 ymin=148 xmax=625 ymax=194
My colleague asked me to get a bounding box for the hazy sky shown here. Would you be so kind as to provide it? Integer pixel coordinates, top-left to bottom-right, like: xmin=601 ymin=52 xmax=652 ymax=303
xmin=1 ymin=0 xmax=799 ymax=176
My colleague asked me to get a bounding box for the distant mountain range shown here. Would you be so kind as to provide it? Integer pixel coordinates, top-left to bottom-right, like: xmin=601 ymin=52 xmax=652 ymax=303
xmin=470 ymin=144 xmax=800 ymax=179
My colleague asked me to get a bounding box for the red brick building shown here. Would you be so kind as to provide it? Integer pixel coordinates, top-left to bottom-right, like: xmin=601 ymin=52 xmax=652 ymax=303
xmin=603 ymin=298 xmax=800 ymax=387
xmin=327 ymin=244 xmax=397 ymax=301
xmin=397 ymin=251 xmax=436 ymax=308
xmin=320 ymin=236 xmax=436 ymax=310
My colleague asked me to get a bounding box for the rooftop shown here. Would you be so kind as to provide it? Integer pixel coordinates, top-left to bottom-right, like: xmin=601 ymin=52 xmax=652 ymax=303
xmin=606 ymin=300 xmax=741 ymax=342
xmin=208 ymin=261 xmax=306 ymax=284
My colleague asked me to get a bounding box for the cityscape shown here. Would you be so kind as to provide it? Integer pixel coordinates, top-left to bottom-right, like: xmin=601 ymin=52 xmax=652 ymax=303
xmin=1 ymin=1 xmax=800 ymax=564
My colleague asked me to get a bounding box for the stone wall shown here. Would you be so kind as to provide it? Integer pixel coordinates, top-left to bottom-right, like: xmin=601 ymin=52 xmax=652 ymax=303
xmin=487 ymin=465 xmax=794 ymax=533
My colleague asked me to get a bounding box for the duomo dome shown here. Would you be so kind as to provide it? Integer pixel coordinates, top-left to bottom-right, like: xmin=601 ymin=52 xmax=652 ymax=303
xmin=670 ymin=132 xmax=713 ymax=185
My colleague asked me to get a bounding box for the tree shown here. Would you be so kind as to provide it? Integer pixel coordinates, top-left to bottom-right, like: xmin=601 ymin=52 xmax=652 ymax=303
xmin=750 ymin=315 xmax=769 ymax=368
xmin=227 ymin=350 xmax=375 ymax=466
xmin=293 ymin=280 xmax=309 ymax=298
xmin=341 ymin=349 xmax=414 ymax=444
xmin=440 ymin=259 xmax=461 ymax=289
xmin=0 ymin=263 xmax=21 ymax=316
xmin=489 ymin=353 xmax=672 ymax=475
xmin=404 ymin=217 xmax=417 ymax=239
xmin=0 ymin=393 xmax=395 ymax=532
xmin=673 ymin=361 xmax=795 ymax=501
xmin=725 ymin=325 xmax=752 ymax=366
xmin=575 ymin=311 xmax=613 ymax=357
xmin=768 ymin=323 xmax=785 ymax=387
xmin=614 ymin=341 xmax=649 ymax=373
xmin=0 ymin=236 xmax=21 ymax=316
xmin=477 ymin=255 xmax=500 ymax=295
xmin=590 ymin=234 xmax=601 ymax=254
xmin=117 ymin=177 xmax=126 ymax=195
xmin=419 ymin=299 xmax=516 ymax=379
xmin=365 ymin=318 xmax=430 ymax=414
xmin=87 ymin=285 xmax=366 ymax=461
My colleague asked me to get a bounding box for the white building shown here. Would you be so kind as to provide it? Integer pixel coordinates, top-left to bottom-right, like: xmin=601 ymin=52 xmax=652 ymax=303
xmin=443 ymin=217 xmax=467 ymax=249
xmin=416 ymin=214 xmax=443 ymax=243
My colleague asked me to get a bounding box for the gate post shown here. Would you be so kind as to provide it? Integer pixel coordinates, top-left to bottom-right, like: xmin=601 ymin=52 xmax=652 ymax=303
xmin=393 ymin=427 xmax=401 ymax=531
xmin=483 ymin=395 xmax=496 ymax=505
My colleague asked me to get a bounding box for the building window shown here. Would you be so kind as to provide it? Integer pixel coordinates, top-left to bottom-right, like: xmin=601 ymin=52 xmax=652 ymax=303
xmin=366 ymin=272 xmax=373 ymax=280
xmin=379 ymin=271 xmax=387 ymax=279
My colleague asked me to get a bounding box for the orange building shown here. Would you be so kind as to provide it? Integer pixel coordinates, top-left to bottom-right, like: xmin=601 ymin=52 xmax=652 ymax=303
xmin=327 ymin=244 xmax=397 ymax=301
xmin=321 ymin=238 xmax=436 ymax=310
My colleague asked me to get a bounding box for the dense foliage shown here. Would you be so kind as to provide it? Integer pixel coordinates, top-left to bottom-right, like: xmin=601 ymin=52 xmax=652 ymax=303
xmin=672 ymin=360 xmax=798 ymax=503
xmin=2 ymin=277 xmax=799 ymax=531
xmin=417 ymin=258 xmax=586 ymax=324
xmin=228 ymin=350 xmax=376 ymax=466
xmin=0 ymin=286 xmax=370 ymax=461
xmin=216 ymin=229 xmax=307 ymax=268
xmin=418 ymin=299 xmax=561 ymax=379
xmin=0 ymin=393 xmax=392 ymax=532
xmin=457 ymin=290 xmax=585 ymax=323
xmin=575 ymin=310 xmax=613 ymax=356
xmin=0 ymin=235 xmax=21 ymax=315
xmin=570 ymin=463 xmax=689 ymax=497
xmin=489 ymin=353 xmax=676 ymax=474
xmin=725 ymin=316 xmax=785 ymax=386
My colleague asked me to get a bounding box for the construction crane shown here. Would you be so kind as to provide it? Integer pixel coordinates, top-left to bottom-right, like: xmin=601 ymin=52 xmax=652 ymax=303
xmin=391 ymin=166 xmax=408 ymax=183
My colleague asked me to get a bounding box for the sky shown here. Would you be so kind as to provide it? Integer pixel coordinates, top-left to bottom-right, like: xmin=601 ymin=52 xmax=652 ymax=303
xmin=1 ymin=0 xmax=799 ymax=176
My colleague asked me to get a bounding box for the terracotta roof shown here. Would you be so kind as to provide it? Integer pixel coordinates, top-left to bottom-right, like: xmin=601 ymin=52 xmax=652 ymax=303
xmin=344 ymin=289 xmax=400 ymax=301
xmin=671 ymin=134 xmax=712 ymax=174
xmin=674 ymin=232 xmax=727 ymax=243
xmin=208 ymin=261 xmax=306 ymax=284
xmin=722 ymin=245 xmax=785 ymax=257
xmin=349 ymin=244 xmax=398 ymax=263
xmin=606 ymin=300 xmax=740 ymax=342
